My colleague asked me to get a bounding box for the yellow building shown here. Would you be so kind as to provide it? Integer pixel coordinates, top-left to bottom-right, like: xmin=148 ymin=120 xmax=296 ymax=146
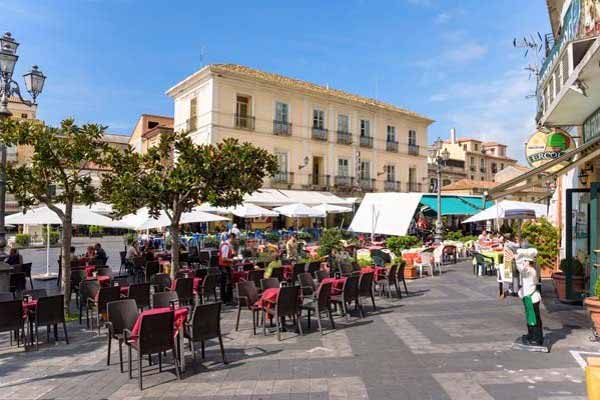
xmin=128 ymin=114 xmax=174 ymax=153
xmin=165 ymin=64 xmax=433 ymax=195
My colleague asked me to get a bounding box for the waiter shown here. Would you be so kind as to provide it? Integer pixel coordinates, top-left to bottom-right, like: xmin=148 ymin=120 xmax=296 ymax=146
xmin=516 ymin=249 xmax=543 ymax=346
xmin=218 ymin=233 xmax=235 ymax=304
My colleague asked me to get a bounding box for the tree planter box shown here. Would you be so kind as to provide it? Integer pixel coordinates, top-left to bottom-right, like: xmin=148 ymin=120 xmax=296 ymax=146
xmin=405 ymin=266 xmax=418 ymax=279
xmin=552 ymin=271 xmax=585 ymax=303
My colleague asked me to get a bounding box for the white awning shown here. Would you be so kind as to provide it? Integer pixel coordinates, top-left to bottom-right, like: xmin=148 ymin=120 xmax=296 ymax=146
xmin=312 ymin=203 xmax=353 ymax=214
xmin=244 ymin=189 xmax=350 ymax=207
xmin=6 ymin=205 xmax=127 ymax=228
xmin=349 ymin=193 xmax=423 ymax=236
xmin=118 ymin=207 xmax=229 ymax=230
xmin=273 ymin=203 xmax=325 ymax=218
xmin=462 ymin=200 xmax=548 ymax=224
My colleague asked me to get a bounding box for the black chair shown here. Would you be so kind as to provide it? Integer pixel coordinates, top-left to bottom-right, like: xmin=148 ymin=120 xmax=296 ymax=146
xmin=0 ymin=273 xmax=9 ymax=292
xmin=94 ymin=257 xmax=108 ymax=267
xmin=235 ymin=281 xmax=261 ymax=334
xmin=290 ymin=263 xmax=306 ymax=283
xmin=307 ymin=261 xmax=321 ymax=276
xmin=0 ymin=299 xmax=25 ymax=347
xmin=106 ymin=299 xmax=138 ymax=372
xmin=262 ymin=285 xmax=302 ymax=341
xmin=376 ymin=264 xmax=400 ymax=298
xmin=185 ymin=302 xmax=227 ymax=364
xmin=87 ymin=286 xmax=121 ymax=332
xmin=330 ymin=275 xmax=359 ymax=321
xmin=9 ymin=272 xmax=26 ymax=296
xmin=13 ymin=263 xmax=33 ymax=289
xmin=144 ymin=261 xmax=160 ymax=282
xmin=33 ymin=294 xmax=69 ymax=350
xmin=79 ymin=279 xmax=100 ymax=325
xmin=132 ymin=256 xmax=146 ymax=283
xmin=96 ymin=267 xmax=113 ymax=278
xmin=128 ymin=283 xmax=150 ymax=310
xmin=397 ymin=262 xmax=409 ymax=296
xmin=357 ymin=272 xmax=376 ymax=317
xmin=270 ymin=267 xmax=284 ymax=282
xmin=125 ymin=310 xmax=180 ymax=390
xmin=473 ymin=252 xmax=495 ymax=276
xmin=260 ymin=278 xmax=279 ymax=291
xmin=372 ymin=255 xmax=385 ymax=267
xmin=113 ymin=275 xmax=130 ymax=287
xmin=152 ymin=291 xmax=178 ymax=308
xmin=69 ymin=269 xmax=87 ymax=307
xmin=198 ymin=274 xmax=217 ymax=304
xmin=23 ymin=289 xmax=47 ymax=300
xmin=119 ymin=251 xmax=127 ymax=275
xmin=168 ymin=278 xmax=194 ymax=306
xmin=297 ymin=272 xmax=316 ymax=297
xmin=247 ymin=269 xmax=264 ymax=289
xmin=315 ymin=270 xmax=330 ymax=283
xmin=300 ymin=282 xmax=335 ymax=334
xmin=150 ymin=273 xmax=171 ymax=292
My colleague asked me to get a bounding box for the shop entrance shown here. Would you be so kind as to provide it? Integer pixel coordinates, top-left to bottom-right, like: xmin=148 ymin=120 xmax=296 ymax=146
xmin=591 ymin=183 xmax=600 ymax=296
xmin=565 ymin=188 xmax=591 ymax=300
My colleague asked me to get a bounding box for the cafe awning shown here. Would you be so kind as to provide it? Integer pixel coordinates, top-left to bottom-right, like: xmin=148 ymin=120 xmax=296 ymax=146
xmin=419 ymin=195 xmax=492 ymax=216
xmin=244 ymin=189 xmax=349 ymax=207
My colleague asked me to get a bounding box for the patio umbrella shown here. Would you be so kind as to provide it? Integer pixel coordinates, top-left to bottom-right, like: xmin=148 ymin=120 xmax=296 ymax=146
xmin=312 ymin=203 xmax=352 ymax=214
xmin=226 ymin=203 xmax=279 ymax=218
xmin=462 ymin=200 xmax=547 ymax=224
xmin=6 ymin=205 xmax=128 ymax=277
xmin=118 ymin=207 xmax=229 ymax=230
xmin=273 ymin=203 xmax=325 ymax=218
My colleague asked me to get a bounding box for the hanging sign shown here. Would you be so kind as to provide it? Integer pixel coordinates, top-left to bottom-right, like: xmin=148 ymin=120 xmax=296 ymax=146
xmin=525 ymin=129 xmax=576 ymax=173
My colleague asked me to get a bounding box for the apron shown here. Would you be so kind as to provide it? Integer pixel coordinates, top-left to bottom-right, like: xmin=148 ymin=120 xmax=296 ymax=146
xmin=522 ymin=295 xmax=537 ymax=326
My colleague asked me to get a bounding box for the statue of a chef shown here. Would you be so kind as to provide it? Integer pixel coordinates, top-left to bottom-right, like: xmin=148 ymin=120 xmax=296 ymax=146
xmin=516 ymin=248 xmax=544 ymax=346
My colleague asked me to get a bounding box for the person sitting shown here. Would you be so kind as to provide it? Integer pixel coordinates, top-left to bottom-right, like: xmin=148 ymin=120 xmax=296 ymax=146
xmin=85 ymin=245 xmax=96 ymax=259
xmin=126 ymin=240 xmax=140 ymax=261
xmin=478 ymin=230 xmax=488 ymax=241
xmin=285 ymin=234 xmax=298 ymax=260
xmin=94 ymin=243 xmax=107 ymax=262
xmin=264 ymin=255 xmax=282 ymax=279
xmin=5 ymin=247 xmax=22 ymax=265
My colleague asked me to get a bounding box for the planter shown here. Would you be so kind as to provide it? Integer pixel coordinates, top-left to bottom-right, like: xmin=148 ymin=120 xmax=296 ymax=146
xmin=552 ymin=271 xmax=585 ymax=303
xmin=585 ymin=296 xmax=600 ymax=336
xmin=405 ymin=265 xmax=418 ymax=280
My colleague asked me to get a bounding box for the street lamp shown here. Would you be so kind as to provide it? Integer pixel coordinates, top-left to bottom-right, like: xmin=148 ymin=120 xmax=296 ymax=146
xmin=0 ymin=32 xmax=46 ymax=251
xmin=428 ymin=138 xmax=450 ymax=245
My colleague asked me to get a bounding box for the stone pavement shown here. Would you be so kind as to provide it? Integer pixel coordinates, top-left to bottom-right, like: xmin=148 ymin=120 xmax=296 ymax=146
xmin=0 ymin=261 xmax=597 ymax=399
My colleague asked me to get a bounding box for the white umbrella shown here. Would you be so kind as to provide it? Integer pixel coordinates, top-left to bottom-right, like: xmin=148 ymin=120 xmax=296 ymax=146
xmin=226 ymin=203 xmax=279 ymax=218
xmin=273 ymin=203 xmax=325 ymax=218
xmin=312 ymin=203 xmax=352 ymax=214
xmin=462 ymin=200 xmax=547 ymax=224
xmin=119 ymin=207 xmax=229 ymax=230
xmin=6 ymin=205 xmax=128 ymax=277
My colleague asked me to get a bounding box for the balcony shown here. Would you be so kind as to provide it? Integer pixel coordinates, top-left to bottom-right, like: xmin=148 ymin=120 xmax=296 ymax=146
xmin=384 ymin=180 xmax=400 ymax=192
xmin=334 ymin=176 xmax=354 ymax=189
xmin=337 ymin=131 xmax=352 ymax=145
xmin=273 ymin=120 xmax=292 ymax=136
xmin=407 ymin=182 xmax=421 ymax=192
xmin=311 ymin=127 xmax=328 ymax=141
xmin=408 ymin=144 xmax=419 ymax=156
xmin=308 ymin=174 xmax=330 ymax=190
xmin=235 ymin=114 xmax=255 ymax=130
xmin=386 ymin=141 xmax=398 ymax=152
xmin=359 ymin=178 xmax=374 ymax=191
xmin=359 ymin=136 xmax=373 ymax=148
xmin=271 ymin=172 xmax=294 ymax=188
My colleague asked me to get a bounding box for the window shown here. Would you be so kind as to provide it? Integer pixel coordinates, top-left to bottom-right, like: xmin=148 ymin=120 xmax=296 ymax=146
xmin=491 ymin=163 xmax=497 ymax=173
xmin=463 ymin=144 xmax=467 ymax=151
xmin=499 ymin=147 xmax=505 ymax=157
xmin=313 ymin=109 xmax=325 ymax=129
xmin=338 ymin=158 xmax=349 ymax=177
xmin=409 ymin=167 xmax=416 ymax=183
xmin=387 ymin=126 xmax=396 ymax=142
xmin=470 ymin=156 xmax=475 ymax=165
xmin=471 ymin=175 xmax=474 ymax=180
xmin=480 ymin=159 xmax=484 ymax=168
xmin=360 ymin=119 xmax=370 ymax=137
xmin=443 ymin=179 xmax=451 ymax=186
xmin=474 ymin=143 xmax=479 ymax=151
xmin=148 ymin=121 xmax=159 ymax=129
xmin=189 ymin=97 xmax=197 ymax=130
xmin=236 ymin=95 xmax=250 ymax=117
xmin=501 ymin=163 xmax=504 ymax=170
xmin=360 ymin=160 xmax=371 ymax=179
xmin=408 ymin=130 xmax=417 ymax=146
xmin=481 ymin=177 xmax=484 ymax=181
xmin=276 ymin=152 xmax=288 ymax=173
xmin=385 ymin=165 xmax=396 ymax=182
xmin=21 ymin=113 xmax=28 ymax=119
xmin=275 ymin=102 xmax=289 ymax=123
xmin=338 ymin=114 xmax=349 ymax=133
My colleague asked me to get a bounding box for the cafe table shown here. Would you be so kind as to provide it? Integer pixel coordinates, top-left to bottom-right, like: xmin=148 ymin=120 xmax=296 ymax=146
xmin=321 ymin=277 xmax=346 ymax=294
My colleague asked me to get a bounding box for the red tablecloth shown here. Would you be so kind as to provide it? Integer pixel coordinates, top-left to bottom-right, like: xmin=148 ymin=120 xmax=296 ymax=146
xmin=254 ymin=288 xmax=279 ymax=309
xmin=85 ymin=265 xmax=95 ymax=278
xmin=119 ymin=286 xmax=129 ymax=296
xmin=131 ymin=307 xmax=188 ymax=339
xmin=282 ymin=265 xmax=293 ymax=280
xmin=193 ymin=277 xmax=202 ymax=293
xmin=361 ymin=266 xmax=386 ymax=281
xmin=321 ymin=277 xmax=346 ymax=294
xmin=22 ymin=299 xmax=37 ymax=318
xmin=87 ymin=275 xmax=110 ymax=287
xmin=232 ymin=271 xmax=248 ymax=283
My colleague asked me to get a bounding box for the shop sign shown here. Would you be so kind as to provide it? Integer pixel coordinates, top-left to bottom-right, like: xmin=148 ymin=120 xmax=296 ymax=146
xmin=525 ymin=129 xmax=576 ymax=172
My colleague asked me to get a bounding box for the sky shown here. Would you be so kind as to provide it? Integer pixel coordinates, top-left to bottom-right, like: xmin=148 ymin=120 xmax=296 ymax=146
xmin=0 ymin=0 xmax=550 ymax=162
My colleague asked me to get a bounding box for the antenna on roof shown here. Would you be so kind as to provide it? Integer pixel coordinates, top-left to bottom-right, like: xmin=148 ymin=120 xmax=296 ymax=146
xmin=199 ymin=46 xmax=207 ymax=67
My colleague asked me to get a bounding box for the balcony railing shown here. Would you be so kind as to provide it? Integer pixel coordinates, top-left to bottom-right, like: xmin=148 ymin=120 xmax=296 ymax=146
xmin=311 ymin=127 xmax=328 ymax=141
xmin=384 ymin=180 xmax=400 ymax=192
xmin=235 ymin=114 xmax=255 ymax=130
xmin=386 ymin=141 xmax=398 ymax=152
xmin=271 ymin=171 xmax=294 ymax=186
xmin=273 ymin=120 xmax=292 ymax=136
xmin=407 ymin=182 xmax=421 ymax=192
xmin=359 ymin=136 xmax=373 ymax=148
xmin=359 ymin=178 xmax=375 ymax=191
xmin=337 ymin=131 xmax=352 ymax=145
xmin=408 ymin=144 xmax=419 ymax=156
xmin=308 ymin=174 xmax=330 ymax=190
xmin=334 ymin=176 xmax=354 ymax=189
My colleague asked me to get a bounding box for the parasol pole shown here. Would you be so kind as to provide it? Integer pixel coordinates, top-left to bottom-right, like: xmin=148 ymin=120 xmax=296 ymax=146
xmin=46 ymin=224 xmax=50 ymax=276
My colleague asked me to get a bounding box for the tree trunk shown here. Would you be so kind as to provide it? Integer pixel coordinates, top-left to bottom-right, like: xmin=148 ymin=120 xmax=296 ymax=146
xmin=61 ymin=204 xmax=73 ymax=313
xmin=169 ymin=223 xmax=181 ymax=279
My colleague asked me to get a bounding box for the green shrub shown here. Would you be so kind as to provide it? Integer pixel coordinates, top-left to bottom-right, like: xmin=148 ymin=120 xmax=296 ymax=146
xmin=385 ymin=235 xmax=421 ymax=255
xmin=445 ymin=231 xmax=463 ymax=241
xmin=595 ymin=279 xmax=600 ymax=298
xmin=297 ymin=231 xmax=312 ymax=241
xmin=357 ymin=257 xmax=372 ymax=267
xmin=317 ymin=228 xmax=343 ymax=257
xmin=520 ymin=218 xmax=559 ymax=268
xmin=125 ymin=233 xmax=137 ymax=246
xmin=202 ymin=236 xmax=220 ymax=248
xmin=43 ymin=230 xmax=60 ymax=245
xmin=88 ymin=225 xmax=103 ymax=237
xmin=559 ymin=258 xmax=584 ymax=276
xmin=15 ymin=233 xmax=31 ymax=247
xmin=264 ymin=232 xmax=280 ymax=243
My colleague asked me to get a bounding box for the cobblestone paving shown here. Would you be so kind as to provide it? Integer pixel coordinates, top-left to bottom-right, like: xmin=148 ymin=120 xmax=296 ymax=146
xmin=0 ymin=261 xmax=597 ymax=399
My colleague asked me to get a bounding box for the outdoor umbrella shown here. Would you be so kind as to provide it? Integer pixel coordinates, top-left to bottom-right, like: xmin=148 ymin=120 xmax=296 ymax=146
xmin=462 ymin=200 xmax=547 ymax=224
xmin=118 ymin=207 xmax=229 ymax=230
xmin=312 ymin=203 xmax=352 ymax=214
xmin=197 ymin=202 xmax=279 ymax=218
xmin=6 ymin=205 xmax=128 ymax=277
xmin=273 ymin=203 xmax=326 ymax=218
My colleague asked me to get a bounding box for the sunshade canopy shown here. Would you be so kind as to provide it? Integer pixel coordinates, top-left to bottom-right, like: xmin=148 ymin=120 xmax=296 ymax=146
xmin=244 ymin=189 xmax=349 ymax=207
xmin=312 ymin=203 xmax=353 ymax=214
xmin=462 ymin=200 xmax=548 ymax=224
xmin=198 ymin=202 xmax=279 ymax=218
xmin=273 ymin=203 xmax=325 ymax=218
xmin=419 ymin=195 xmax=492 ymax=216
xmin=6 ymin=205 xmax=127 ymax=228
xmin=349 ymin=193 xmax=422 ymax=236
xmin=118 ymin=207 xmax=229 ymax=230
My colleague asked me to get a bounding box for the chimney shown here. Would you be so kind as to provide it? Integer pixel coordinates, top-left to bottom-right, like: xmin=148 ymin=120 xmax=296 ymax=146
xmin=450 ymin=128 xmax=456 ymax=144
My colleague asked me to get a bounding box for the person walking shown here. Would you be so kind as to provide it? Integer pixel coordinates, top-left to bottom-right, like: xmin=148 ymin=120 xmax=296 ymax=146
xmin=218 ymin=233 xmax=236 ymax=305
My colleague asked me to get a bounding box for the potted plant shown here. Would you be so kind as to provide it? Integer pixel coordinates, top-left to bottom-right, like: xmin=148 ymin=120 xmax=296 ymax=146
xmin=552 ymin=258 xmax=585 ymax=303
xmin=520 ymin=218 xmax=559 ymax=278
xmin=584 ymin=279 xmax=600 ymax=338
xmin=386 ymin=235 xmax=422 ymax=279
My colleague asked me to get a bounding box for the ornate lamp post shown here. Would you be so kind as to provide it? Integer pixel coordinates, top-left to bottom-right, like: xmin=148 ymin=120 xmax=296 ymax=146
xmin=428 ymin=138 xmax=450 ymax=245
xmin=0 ymin=32 xmax=46 ymax=251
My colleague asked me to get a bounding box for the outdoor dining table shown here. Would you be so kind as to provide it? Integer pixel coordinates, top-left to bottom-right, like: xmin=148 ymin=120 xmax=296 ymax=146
xmin=321 ymin=277 xmax=346 ymax=294
xmin=473 ymin=250 xmax=504 ymax=266
xmin=86 ymin=275 xmax=111 ymax=287
xmin=361 ymin=266 xmax=386 ymax=281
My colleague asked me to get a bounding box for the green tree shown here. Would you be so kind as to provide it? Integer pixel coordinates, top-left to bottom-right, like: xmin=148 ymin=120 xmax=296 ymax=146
xmin=102 ymin=131 xmax=277 ymax=276
xmin=0 ymin=118 xmax=109 ymax=309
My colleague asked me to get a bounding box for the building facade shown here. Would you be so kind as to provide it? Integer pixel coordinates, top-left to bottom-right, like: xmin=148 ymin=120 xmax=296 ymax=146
xmin=165 ymin=64 xmax=433 ymax=196
xmin=128 ymin=114 xmax=174 ymax=153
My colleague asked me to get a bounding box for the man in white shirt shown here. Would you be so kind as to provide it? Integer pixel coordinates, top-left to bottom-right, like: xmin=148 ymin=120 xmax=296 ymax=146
xmin=516 ymin=249 xmax=543 ymax=346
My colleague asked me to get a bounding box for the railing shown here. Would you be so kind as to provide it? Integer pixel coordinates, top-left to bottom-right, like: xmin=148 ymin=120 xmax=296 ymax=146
xmin=359 ymin=136 xmax=373 ymax=148
xmin=273 ymin=120 xmax=292 ymax=136
xmin=271 ymin=171 xmax=294 ymax=185
xmin=334 ymin=176 xmax=354 ymax=188
xmin=337 ymin=131 xmax=352 ymax=145
xmin=235 ymin=114 xmax=255 ymax=130
xmin=386 ymin=141 xmax=399 ymax=152
xmin=308 ymin=174 xmax=330 ymax=190
xmin=384 ymin=180 xmax=400 ymax=192
xmin=407 ymin=182 xmax=421 ymax=192
xmin=311 ymin=127 xmax=328 ymax=141
xmin=408 ymin=144 xmax=419 ymax=155
xmin=359 ymin=178 xmax=375 ymax=191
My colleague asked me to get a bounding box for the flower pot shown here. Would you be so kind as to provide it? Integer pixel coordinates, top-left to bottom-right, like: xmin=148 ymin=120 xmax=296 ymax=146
xmin=585 ymin=296 xmax=600 ymax=335
xmin=405 ymin=265 xmax=418 ymax=280
xmin=552 ymin=272 xmax=585 ymax=303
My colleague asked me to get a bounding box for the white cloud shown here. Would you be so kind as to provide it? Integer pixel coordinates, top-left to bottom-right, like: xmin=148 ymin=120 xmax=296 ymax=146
xmin=443 ymin=42 xmax=488 ymax=63
xmin=435 ymin=12 xmax=451 ymax=24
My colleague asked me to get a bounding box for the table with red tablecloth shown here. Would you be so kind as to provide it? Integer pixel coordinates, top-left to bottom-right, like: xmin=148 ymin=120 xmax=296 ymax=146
xmin=361 ymin=266 xmax=386 ymax=281
xmin=130 ymin=307 xmax=189 ymax=339
xmin=193 ymin=277 xmax=202 ymax=293
xmin=282 ymin=265 xmax=293 ymax=280
xmin=84 ymin=265 xmax=96 ymax=278
xmin=86 ymin=275 xmax=110 ymax=287
xmin=321 ymin=277 xmax=346 ymax=294
xmin=254 ymin=288 xmax=279 ymax=310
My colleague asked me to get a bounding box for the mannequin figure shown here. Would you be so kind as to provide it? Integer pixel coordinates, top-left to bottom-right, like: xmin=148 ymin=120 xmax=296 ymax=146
xmin=516 ymin=249 xmax=543 ymax=346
